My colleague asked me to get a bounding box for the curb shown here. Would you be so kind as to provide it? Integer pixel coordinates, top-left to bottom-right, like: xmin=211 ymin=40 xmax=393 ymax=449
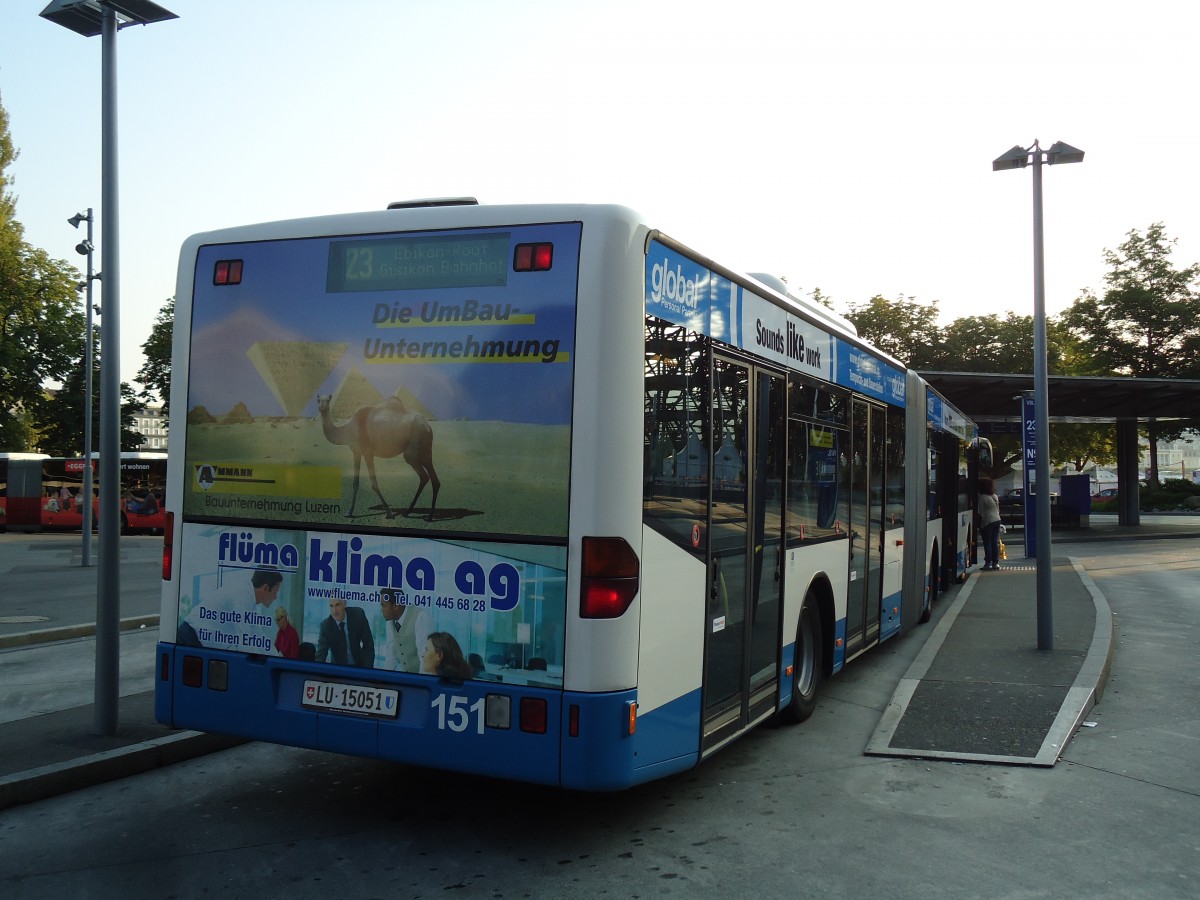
xmin=0 ymin=615 xmax=159 ymax=651
xmin=0 ymin=730 xmax=245 ymax=811
xmin=1039 ymin=558 xmax=1115 ymax=763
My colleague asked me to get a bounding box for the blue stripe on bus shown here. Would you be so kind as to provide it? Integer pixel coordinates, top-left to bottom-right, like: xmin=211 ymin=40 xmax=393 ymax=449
xmin=158 ymin=644 xmax=704 ymax=790
xmin=832 ymin=618 xmax=847 ymax=673
xmin=880 ymin=588 xmax=902 ymax=641
xmin=561 ymin=688 xmax=701 ymax=790
xmin=157 ymin=644 xmax=564 ymax=786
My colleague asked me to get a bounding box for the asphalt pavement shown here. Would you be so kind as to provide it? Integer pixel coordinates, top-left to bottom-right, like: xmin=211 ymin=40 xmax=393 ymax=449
xmin=1 ymin=515 xmax=1198 ymax=810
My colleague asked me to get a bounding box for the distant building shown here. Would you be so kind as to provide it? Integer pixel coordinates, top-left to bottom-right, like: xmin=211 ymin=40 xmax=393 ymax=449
xmin=1143 ymin=431 xmax=1200 ymax=483
xmin=133 ymin=404 xmax=169 ymax=451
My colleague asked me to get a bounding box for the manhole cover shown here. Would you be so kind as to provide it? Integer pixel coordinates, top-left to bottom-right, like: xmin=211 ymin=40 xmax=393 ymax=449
xmin=0 ymin=616 xmax=51 ymax=624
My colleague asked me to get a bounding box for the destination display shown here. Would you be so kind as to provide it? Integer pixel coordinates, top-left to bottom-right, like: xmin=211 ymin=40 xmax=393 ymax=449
xmin=327 ymin=233 xmax=510 ymax=292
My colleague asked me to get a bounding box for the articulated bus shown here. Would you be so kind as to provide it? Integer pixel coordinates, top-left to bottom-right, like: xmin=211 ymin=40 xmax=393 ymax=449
xmin=0 ymin=452 xmax=167 ymax=533
xmin=155 ymin=202 xmax=990 ymax=790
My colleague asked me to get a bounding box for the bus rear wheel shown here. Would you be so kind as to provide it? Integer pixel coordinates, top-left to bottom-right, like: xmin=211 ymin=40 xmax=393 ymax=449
xmin=780 ymin=591 xmax=824 ymax=724
xmin=921 ymin=547 xmax=939 ymax=623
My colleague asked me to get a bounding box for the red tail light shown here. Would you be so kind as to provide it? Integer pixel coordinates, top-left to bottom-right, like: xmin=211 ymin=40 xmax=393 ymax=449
xmin=214 ymin=259 xmax=243 ymax=285
xmin=520 ymin=697 xmax=547 ymax=734
xmin=580 ymin=537 xmax=638 ymax=619
xmin=513 ymin=242 xmax=553 ymax=272
xmin=182 ymin=655 xmax=203 ymax=687
xmin=162 ymin=511 xmax=174 ymax=581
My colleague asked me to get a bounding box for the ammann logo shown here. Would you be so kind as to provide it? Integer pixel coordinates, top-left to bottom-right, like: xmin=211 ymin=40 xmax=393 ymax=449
xmin=649 ymin=257 xmax=705 ymax=312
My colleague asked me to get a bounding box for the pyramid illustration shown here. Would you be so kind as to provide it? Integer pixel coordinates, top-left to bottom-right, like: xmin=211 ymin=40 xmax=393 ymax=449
xmin=329 ymin=368 xmax=384 ymax=419
xmin=187 ymin=405 xmax=217 ymax=424
xmin=390 ymin=385 xmax=434 ymax=420
xmin=247 ymin=341 xmax=347 ymax=416
xmin=223 ymin=401 xmax=254 ymax=423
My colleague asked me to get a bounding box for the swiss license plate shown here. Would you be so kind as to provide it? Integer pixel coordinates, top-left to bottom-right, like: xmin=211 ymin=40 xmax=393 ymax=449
xmin=302 ymin=679 xmax=400 ymax=718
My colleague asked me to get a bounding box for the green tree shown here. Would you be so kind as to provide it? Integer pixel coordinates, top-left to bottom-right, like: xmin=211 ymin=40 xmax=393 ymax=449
xmin=137 ymin=296 xmax=173 ymax=416
xmin=1051 ymin=423 xmax=1117 ymax=472
xmin=807 ymin=286 xmax=835 ymax=311
xmin=843 ymin=293 xmax=942 ymax=368
xmin=36 ymin=333 xmax=144 ymax=456
xmin=1059 ymin=223 xmax=1200 ymax=482
xmin=936 ymin=311 xmax=1079 ymax=375
xmin=0 ymin=91 xmax=86 ymax=450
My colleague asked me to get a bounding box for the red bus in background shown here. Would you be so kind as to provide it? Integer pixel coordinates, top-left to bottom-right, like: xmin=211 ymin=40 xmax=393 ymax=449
xmin=0 ymin=452 xmax=166 ymax=533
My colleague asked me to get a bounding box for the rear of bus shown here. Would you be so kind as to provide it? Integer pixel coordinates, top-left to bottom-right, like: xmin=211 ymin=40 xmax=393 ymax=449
xmin=155 ymin=203 xmax=656 ymax=789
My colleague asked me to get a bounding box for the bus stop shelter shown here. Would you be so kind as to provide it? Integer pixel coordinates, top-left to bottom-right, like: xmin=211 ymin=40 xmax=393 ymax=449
xmin=917 ymin=372 xmax=1200 ymax=526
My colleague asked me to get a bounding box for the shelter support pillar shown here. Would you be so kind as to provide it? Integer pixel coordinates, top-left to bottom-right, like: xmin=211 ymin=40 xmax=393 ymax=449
xmin=1115 ymin=419 xmax=1141 ymax=526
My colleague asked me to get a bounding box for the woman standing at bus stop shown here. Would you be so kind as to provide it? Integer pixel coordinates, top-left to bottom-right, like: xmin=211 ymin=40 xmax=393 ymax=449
xmin=978 ymin=477 xmax=1002 ymax=570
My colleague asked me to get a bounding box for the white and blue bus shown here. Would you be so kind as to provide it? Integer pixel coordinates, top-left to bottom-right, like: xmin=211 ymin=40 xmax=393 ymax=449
xmin=155 ymin=201 xmax=989 ymax=790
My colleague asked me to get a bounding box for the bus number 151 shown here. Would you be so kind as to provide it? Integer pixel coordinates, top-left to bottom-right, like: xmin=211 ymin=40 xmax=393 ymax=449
xmin=431 ymin=694 xmax=485 ymax=734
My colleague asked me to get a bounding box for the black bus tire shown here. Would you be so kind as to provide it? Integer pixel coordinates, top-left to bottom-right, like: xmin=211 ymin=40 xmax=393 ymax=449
xmin=780 ymin=591 xmax=824 ymax=725
xmin=921 ymin=547 xmax=939 ymax=624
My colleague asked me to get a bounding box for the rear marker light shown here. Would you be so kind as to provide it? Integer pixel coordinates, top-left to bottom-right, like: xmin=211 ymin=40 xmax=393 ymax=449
xmin=214 ymin=259 xmax=243 ymax=285
xmin=569 ymin=704 xmax=580 ymax=737
xmin=513 ymin=242 xmax=553 ymax=272
xmin=486 ymin=694 xmax=511 ymax=729
xmin=160 ymin=653 xmax=170 ymax=682
xmin=520 ymin=697 xmax=548 ymax=734
xmin=162 ymin=511 xmax=174 ymax=581
xmin=626 ymin=701 xmax=638 ymax=735
xmin=208 ymin=660 xmax=229 ymax=691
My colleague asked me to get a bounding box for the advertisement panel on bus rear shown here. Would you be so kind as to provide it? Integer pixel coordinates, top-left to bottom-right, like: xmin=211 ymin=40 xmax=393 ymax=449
xmin=174 ymin=523 xmax=567 ymax=686
xmin=182 ymin=224 xmax=580 ymax=539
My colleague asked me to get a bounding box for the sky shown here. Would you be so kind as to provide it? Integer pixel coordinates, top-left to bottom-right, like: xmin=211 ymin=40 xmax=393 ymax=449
xmin=3 ymin=0 xmax=1199 ymax=391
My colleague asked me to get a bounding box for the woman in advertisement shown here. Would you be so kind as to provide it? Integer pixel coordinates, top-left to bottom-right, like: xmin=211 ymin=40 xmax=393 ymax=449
xmin=420 ymin=632 xmax=473 ymax=681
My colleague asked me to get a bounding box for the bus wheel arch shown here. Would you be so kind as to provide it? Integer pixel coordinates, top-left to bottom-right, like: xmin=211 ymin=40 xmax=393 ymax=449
xmin=780 ymin=578 xmax=830 ymax=725
xmin=922 ymin=543 xmax=940 ymax=623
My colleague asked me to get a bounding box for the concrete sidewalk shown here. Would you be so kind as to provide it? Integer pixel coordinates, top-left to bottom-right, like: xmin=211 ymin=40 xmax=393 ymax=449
xmin=0 ymin=625 xmax=243 ymax=810
xmin=1 ymin=516 xmax=1198 ymax=810
xmin=867 ymin=556 xmax=1112 ymax=765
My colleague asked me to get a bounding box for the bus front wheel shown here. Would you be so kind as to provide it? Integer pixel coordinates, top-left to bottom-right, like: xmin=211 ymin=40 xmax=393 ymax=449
xmin=780 ymin=591 xmax=824 ymax=724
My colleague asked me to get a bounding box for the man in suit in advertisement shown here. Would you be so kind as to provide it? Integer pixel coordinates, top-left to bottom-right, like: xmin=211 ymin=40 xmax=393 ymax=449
xmin=316 ymin=598 xmax=375 ymax=667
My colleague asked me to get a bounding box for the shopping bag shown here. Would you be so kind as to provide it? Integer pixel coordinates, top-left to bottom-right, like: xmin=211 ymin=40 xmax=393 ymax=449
xmin=999 ymin=540 xmax=1007 ymax=561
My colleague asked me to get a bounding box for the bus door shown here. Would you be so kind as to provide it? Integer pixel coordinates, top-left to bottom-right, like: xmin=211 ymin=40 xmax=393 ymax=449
xmin=845 ymin=398 xmax=885 ymax=657
xmin=702 ymin=355 xmax=786 ymax=751
xmin=937 ymin=435 xmax=965 ymax=585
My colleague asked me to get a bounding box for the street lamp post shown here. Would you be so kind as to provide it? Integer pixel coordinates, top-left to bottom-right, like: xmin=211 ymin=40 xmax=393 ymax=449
xmin=41 ymin=0 xmax=179 ymax=735
xmin=69 ymin=208 xmax=98 ymax=568
xmin=993 ymin=139 xmax=1085 ymax=651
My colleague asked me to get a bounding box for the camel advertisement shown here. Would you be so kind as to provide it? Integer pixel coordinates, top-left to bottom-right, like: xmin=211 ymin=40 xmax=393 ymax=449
xmin=182 ymin=223 xmax=580 ymax=539
xmin=175 ymin=523 xmax=567 ymax=685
